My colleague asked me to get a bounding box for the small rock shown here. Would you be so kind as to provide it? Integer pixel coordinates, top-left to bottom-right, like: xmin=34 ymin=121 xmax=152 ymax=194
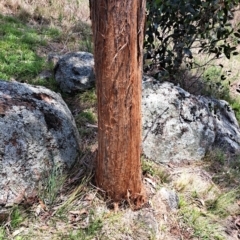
xmin=54 ymin=52 xmax=95 ymax=92
xmin=159 ymin=187 xmax=179 ymax=210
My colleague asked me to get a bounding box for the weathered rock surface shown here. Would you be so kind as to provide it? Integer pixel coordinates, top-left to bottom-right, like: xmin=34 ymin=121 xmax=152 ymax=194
xmin=0 ymin=80 xmax=80 ymax=206
xmin=158 ymin=187 xmax=179 ymax=210
xmin=142 ymin=76 xmax=240 ymax=163
xmin=54 ymin=52 xmax=95 ymax=92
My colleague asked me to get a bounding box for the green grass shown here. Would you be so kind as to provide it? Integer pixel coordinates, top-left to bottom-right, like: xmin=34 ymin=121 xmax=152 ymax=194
xmin=76 ymin=110 xmax=96 ymax=125
xmin=203 ymin=66 xmax=222 ymax=83
xmin=78 ymin=88 xmax=97 ymax=107
xmin=65 ymin=214 xmax=103 ymax=240
xmin=141 ymin=157 xmax=171 ymax=183
xmin=205 ymin=148 xmax=226 ymax=165
xmin=226 ymin=96 xmax=240 ymax=123
xmin=0 ymin=227 xmax=6 ymax=240
xmin=75 ymin=109 xmax=97 ymax=138
xmin=28 ymin=77 xmax=60 ymax=92
xmin=39 ymin=164 xmax=66 ymax=207
xmin=73 ymin=21 xmax=93 ymax=53
xmin=0 ymin=14 xmax=60 ymax=82
xmin=204 ymin=148 xmax=240 ymax=189
xmin=205 ymin=190 xmax=238 ymax=217
xmin=178 ymin=195 xmax=225 ymax=239
xmin=10 ymin=206 xmax=24 ymax=229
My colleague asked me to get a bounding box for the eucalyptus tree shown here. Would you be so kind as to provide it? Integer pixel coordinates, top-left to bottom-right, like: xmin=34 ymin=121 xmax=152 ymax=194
xmin=90 ymin=1 xmax=146 ymax=208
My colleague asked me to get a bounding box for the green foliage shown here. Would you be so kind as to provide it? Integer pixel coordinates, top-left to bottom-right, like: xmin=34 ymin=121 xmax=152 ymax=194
xmin=145 ymin=0 xmax=240 ymax=80
xmin=179 ymin=195 xmax=225 ymax=239
xmin=0 ymin=227 xmax=6 ymax=240
xmin=206 ymin=189 xmax=238 ymax=217
xmin=77 ymin=110 xmax=96 ymax=125
xmin=10 ymin=206 xmax=24 ymax=229
xmin=69 ymin=21 xmax=93 ymax=52
xmin=78 ymin=88 xmax=97 ymax=106
xmin=205 ymin=148 xmax=227 ymax=168
xmin=200 ymin=65 xmax=230 ymax=99
xmin=39 ymin=164 xmax=66 ymax=206
xmin=203 ymin=66 xmax=222 ymax=83
xmin=141 ymin=157 xmax=171 ymax=183
xmin=228 ymin=98 xmax=240 ymax=123
xmin=28 ymin=77 xmax=60 ymax=92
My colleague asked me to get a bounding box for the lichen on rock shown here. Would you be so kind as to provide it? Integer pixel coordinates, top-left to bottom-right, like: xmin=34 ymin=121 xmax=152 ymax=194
xmin=0 ymin=80 xmax=80 ymax=206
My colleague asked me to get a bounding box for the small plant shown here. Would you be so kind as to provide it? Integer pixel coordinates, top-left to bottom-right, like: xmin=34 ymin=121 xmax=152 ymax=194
xmin=179 ymin=198 xmax=224 ymax=239
xmin=201 ymin=66 xmax=230 ymax=99
xmin=10 ymin=206 xmax=24 ymax=229
xmin=178 ymin=194 xmax=187 ymax=209
xmin=79 ymin=36 xmax=93 ymax=53
xmin=56 ymin=175 xmax=92 ymax=216
xmin=85 ymin=214 xmax=103 ymax=237
xmin=78 ymin=88 xmax=97 ymax=107
xmin=206 ymin=189 xmax=238 ymax=217
xmin=203 ymin=66 xmax=222 ymax=83
xmin=68 ymin=229 xmax=86 ymax=240
xmin=174 ymin=173 xmax=193 ymax=192
xmin=141 ymin=157 xmax=156 ymax=176
xmin=205 ymin=148 xmax=226 ymax=165
xmin=28 ymin=77 xmax=60 ymax=92
xmin=76 ymin=110 xmax=96 ymax=125
xmin=191 ymin=190 xmax=199 ymax=199
xmin=39 ymin=163 xmax=66 ymax=207
xmin=0 ymin=227 xmax=6 ymax=240
xmin=141 ymin=157 xmax=171 ymax=183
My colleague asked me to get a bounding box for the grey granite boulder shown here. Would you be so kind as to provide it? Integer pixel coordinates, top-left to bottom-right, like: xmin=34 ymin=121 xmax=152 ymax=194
xmin=54 ymin=52 xmax=95 ymax=92
xmin=0 ymin=80 xmax=80 ymax=206
xmin=142 ymin=76 xmax=240 ymax=163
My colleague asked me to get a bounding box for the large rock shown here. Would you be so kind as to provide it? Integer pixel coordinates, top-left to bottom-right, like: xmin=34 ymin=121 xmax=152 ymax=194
xmin=0 ymin=80 xmax=80 ymax=206
xmin=142 ymin=76 xmax=240 ymax=163
xmin=54 ymin=52 xmax=95 ymax=93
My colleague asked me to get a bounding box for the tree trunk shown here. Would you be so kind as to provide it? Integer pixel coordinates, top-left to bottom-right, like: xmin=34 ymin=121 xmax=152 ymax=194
xmin=90 ymin=0 xmax=146 ymax=207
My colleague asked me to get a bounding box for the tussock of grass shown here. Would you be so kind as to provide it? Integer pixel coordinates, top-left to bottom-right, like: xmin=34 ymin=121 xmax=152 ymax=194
xmin=141 ymin=157 xmax=171 ymax=183
xmin=76 ymin=110 xmax=97 ymax=125
xmin=77 ymin=88 xmax=97 ymax=107
xmin=27 ymin=77 xmax=60 ymax=92
xmin=173 ymin=163 xmax=240 ymax=239
xmin=10 ymin=206 xmax=24 ymax=229
xmin=206 ymin=189 xmax=239 ymax=217
xmin=204 ymin=149 xmax=240 ymax=189
xmin=0 ymin=227 xmax=5 ymax=240
xmin=39 ymin=164 xmax=66 ymax=207
xmin=56 ymin=176 xmax=92 ymax=216
xmin=179 ymin=202 xmax=224 ymax=240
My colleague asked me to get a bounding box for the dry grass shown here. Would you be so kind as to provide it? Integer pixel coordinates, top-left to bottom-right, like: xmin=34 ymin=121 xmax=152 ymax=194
xmin=0 ymin=0 xmax=91 ymax=55
xmin=0 ymin=0 xmax=90 ymax=25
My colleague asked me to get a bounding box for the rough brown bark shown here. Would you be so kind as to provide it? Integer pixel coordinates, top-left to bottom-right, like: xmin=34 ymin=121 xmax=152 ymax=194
xmin=90 ymin=0 xmax=146 ymax=207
